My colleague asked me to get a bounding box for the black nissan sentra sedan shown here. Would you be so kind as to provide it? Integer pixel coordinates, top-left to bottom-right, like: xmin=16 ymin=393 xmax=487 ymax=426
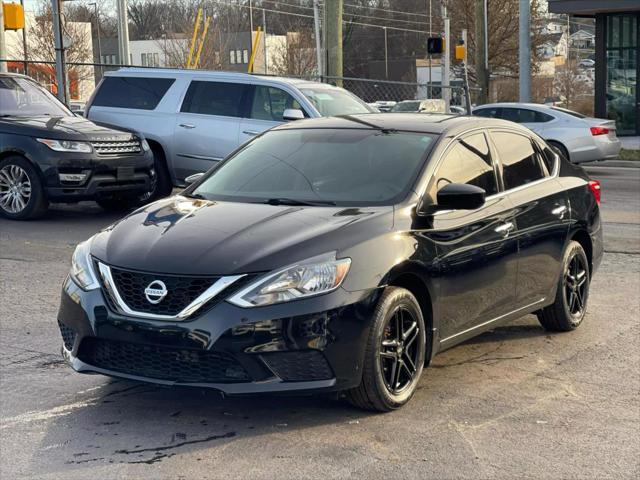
xmin=57 ymin=114 xmax=603 ymax=411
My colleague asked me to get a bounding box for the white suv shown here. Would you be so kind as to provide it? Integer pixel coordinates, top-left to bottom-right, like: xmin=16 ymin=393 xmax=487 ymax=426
xmin=85 ymin=69 xmax=373 ymax=197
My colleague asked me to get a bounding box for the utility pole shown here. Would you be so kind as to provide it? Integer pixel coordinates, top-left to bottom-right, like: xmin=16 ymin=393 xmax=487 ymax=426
xmin=427 ymin=0 xmax=432 ymax=98
xmin=89 ymin=2 xmax=102 ymax=76
xmin=313 ymin=0 xmax=323 ymax=78
xmin=325 ymin=0 xmax=342 ymax=85
xmin=0 ymin=4 xmax=7 ymax=73
xmin=474 ymin=0 xmax=488 ymax=104
xmin=442 ymin=4 xmax=450 ymax=112
xmin=20 ymin=0 xmax=28 ymax=75
xmin=116 ymin=0 xmax=130 ymax=65
xmin=461 ymin=29 xmax=472 ymax=113
xmin=383 ymin=27 xmax=388 ymax=79
xmin=262 ymin=8 xmax=267 ymax=74
xmin=518 ymin=0 xmax=531 ymax=102
xmin=51 ymin=0 xmax=68 ymax=104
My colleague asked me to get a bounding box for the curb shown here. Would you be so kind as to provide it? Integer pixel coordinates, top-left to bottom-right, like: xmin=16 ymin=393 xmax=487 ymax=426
xmin=583 ymin=160 xmax=640 ymax=169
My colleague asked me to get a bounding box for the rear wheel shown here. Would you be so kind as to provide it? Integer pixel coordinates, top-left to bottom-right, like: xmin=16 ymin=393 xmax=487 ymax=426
xmin=346 ymin=287 xmax=426 ymax=412
xmin=537 ymin=240 xmax=590 ymax=331
xmin=548 ymin=140 xmax=570 ymax=163
xmin=148 ymin=144 xmax=173 ymax=200
xmin=0 ymin=156 xmax=48 ymax=220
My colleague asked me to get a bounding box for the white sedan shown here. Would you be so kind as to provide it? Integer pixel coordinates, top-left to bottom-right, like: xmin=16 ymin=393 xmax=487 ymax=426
xmin=473 ymin=103 xmax=621 ymax=163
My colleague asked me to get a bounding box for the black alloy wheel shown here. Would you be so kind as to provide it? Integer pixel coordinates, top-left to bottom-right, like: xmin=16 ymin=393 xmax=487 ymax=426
xmin=346 ymin=287 xmax=426 ymax=411
xmin=380 ymin=306 xmax=422 ymax=395
xmin=538 ymin=240 xmax=590 ymax=331
xmin=564 ymin=252 xmax=588 ymax=317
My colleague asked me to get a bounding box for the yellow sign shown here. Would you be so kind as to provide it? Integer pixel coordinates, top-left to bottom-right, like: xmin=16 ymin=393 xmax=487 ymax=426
xmin=455 ymin=44 xmax=466 ymax=61
xmin=3 ymin=2 xmax=25 ymax=31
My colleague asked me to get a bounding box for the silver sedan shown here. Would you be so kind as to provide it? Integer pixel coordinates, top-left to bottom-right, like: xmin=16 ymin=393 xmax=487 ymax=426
xmin=473 ymin=103 xmax=622 ymax=163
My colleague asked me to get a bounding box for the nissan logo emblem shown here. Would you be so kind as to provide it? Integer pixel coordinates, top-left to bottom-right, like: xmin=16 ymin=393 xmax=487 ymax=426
xmin=144 ymin=280 xmax=168 ymax=304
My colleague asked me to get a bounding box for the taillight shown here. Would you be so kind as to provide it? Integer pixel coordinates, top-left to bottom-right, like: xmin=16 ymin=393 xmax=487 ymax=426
xmin=590 ymin=126 xmax=609 ymax=136
xmin=588 ymin=180 xmax=601 ymax=205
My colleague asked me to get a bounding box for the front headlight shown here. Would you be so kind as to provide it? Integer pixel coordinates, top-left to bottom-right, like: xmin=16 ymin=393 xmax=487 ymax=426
xmin=37 ymin=138 xmax=93 ymax=153
xmin=228 ymin=253 xmax=351 ymax=307
xmin=69 ymin=237 xmax=100 ymax=290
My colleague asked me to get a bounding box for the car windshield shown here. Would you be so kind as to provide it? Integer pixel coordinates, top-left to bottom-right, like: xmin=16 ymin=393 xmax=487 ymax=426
xmin=300 ymin=87 xmax=373 ymax=116
xmin=191 ymin=128 xmax=436 ymax=206
xmin=0 ymin=76 xmax=71 ymax=117
xmin=551 ymin=106 xmax=586 ymax=118
xmin=392 ymin=101 xmax=420 ymax=112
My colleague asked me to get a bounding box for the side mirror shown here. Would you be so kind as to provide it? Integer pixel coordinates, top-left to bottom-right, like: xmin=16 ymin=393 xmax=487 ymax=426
xmin=283 ymin=108 xmax=305 ymax=121
xmin=436 ymin=183 xmax=486 ymax=210
xmin=184 ymin=173 xmax=204 ymax=185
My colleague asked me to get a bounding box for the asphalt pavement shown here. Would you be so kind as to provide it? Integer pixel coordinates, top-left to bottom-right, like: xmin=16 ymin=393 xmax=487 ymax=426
xmin=0 ymin=165 xmax=638 ymax=479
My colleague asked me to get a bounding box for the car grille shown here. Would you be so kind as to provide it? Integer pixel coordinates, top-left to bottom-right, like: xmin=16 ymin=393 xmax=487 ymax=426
xmin=58 ymin=320 xmax=76 ymax=350
xmin=108 ymin=267 xmax=219 ymax=316
xmin=261 ymin=350 xmax=333 ymax=381
xmin=91 ymin=139 xmax=141 ymax=155
xmin=77 ymin=338 xmax=251 ymax=383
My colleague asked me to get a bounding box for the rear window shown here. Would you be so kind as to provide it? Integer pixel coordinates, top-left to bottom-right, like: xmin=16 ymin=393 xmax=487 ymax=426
xmin=92 ymin=76 xmax=175 ymax=110
xmin=181 ymin=81 xmax=248 ymax=117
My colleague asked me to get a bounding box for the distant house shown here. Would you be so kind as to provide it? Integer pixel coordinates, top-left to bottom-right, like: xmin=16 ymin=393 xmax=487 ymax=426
xmin=570 ymin=29 xmax=596 ymax=49
xmin=537 ymin=32 xmax=568 ymax=59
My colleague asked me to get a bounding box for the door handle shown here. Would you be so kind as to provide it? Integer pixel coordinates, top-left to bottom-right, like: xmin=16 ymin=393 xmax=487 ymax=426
xmin=494 ymin=221 xmax=514 ymax=236
xmin=179 ymin=123 xmax=196 ymax=129
xmin=551 ymin=205 xmax=568 ymax=217
xmin=242 ymin=130 xmax=260 ymax=136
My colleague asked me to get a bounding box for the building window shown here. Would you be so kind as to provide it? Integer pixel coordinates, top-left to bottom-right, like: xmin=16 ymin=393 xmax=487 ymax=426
xmin=141 ymin=53 xmax=147 ymax=66
xmin=230 ymin=50 xmax=236 ymax=64
xmin=236 ymin=50 xmax=242 ymax=64
xmin=243 ymin=49 xmax=249 ymax=63
xmin=606 ymin=14 xmax=638 ymax=135
xmin=154 ymin=53 xmax=160 ymax=67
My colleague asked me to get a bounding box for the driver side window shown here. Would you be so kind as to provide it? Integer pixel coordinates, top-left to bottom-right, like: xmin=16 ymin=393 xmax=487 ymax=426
xmin=433 ymin=133 xmax=498 ymax=199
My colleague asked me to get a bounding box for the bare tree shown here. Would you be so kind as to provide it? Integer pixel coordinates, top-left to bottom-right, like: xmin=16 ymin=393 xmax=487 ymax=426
xmin=270 ymin=30 xmax=318 ymax=76
xmin=554 ymin=61 xmax=592 ymax=111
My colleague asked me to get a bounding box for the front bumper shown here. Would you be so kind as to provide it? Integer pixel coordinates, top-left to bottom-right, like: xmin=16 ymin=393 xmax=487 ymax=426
xmin=57 ymin=277 xmax=380 ymax=394
xmin=40 ymin=149 xmax=155 ymax=201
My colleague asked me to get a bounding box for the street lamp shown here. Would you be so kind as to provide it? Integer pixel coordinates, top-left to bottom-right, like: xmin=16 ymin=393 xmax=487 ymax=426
xmin=88 ymin=2 xmax=102 ymax=76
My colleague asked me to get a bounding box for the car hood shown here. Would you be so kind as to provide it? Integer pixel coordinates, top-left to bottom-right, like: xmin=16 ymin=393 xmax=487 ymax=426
xmin=0 ymin=115 xmax=136 ymax=141
xmin=91 ymin=196 xmax=392 ymax=275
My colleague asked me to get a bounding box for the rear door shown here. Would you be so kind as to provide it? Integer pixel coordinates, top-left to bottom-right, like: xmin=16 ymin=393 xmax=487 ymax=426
xmin=423 ymin=132 xmax=519 ymax=342
xmin=238 ymin=84 xmax=308 ymax=145
xmin=489 ymin=129 xmax=570 ymax=308
xmin=172 ymin=80 xmax=250 ymax=180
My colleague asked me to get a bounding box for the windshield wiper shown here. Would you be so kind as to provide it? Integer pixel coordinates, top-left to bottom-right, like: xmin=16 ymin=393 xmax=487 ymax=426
xmin=264 ymin=198 xmax=337 ymax=206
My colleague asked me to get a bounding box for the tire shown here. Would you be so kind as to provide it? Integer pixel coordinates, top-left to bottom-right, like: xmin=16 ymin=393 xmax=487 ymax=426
xmin=96 ymin=196 xmax=142 ymax=212
xmin=346 ymin=287 xmax=427 ymax=412
xmin=548 ymin=141 xmax=570 ymax=163
xmin=148 ymin=144 xmax=173 ymax=200
xmin=0 ymin=156 xmax=48 ymax=220
xmin=537 ymin=240 xmax=590 ymax=332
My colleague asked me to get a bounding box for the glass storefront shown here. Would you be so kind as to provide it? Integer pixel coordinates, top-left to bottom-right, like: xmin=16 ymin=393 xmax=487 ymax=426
xmin=605 ymin=14 xmax=639 ymax=135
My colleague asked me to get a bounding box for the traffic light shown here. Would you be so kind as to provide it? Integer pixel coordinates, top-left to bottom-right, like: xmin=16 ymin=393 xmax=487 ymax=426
xmin=427 ymin=37 xmax=445 ymax=55
xmin=455 ymin=42 xmax=466 ymax=61
xmin=3 ymin=2 xmax=25 ymax=30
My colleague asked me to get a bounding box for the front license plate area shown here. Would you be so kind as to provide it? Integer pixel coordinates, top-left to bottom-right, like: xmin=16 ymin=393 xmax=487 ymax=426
xmin=117 ymin=166 xmax=135 ymax=180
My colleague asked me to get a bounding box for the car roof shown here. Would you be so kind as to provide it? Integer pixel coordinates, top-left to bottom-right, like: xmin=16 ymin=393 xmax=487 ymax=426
xmin=272 ymin=113 xmax=527 ymax=135
xmin=103 ymin=68 xmax=336 ymax=89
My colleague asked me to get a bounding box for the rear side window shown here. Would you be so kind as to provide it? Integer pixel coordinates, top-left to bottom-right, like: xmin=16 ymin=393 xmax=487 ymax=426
xmin=501 ymin=108 xmax=554 ymax=123
xmin=434 ymin=133 xmax=498 ymax=196
xmin=492 ymin=131 xmax=545 ymax=190
xmin=249 ymin=86 xmax=304 ymax=121
xmin=181 ymin=81 xmax=247 ymax=117
xmin=92 ymin=77 xmax=174 ymax=110
xmin=474 ymin=107 xmax=500 ymax=118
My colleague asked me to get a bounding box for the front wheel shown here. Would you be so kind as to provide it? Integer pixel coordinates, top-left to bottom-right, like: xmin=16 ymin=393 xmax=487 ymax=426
xmin=0 ymin=156 xmax=48 ymax=220
xmin=537 ymin=240 xmax=590 ymax=331
xmin=346 ymin=287 xmax=426 ymax=412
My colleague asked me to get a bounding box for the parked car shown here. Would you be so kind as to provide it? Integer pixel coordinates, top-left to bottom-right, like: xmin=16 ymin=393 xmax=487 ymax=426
xmin=579 ymin=58 xmax=595 ymax=69
xmin=390 ymin=100 xmax=427 ymax=112
xmin=85 ymin=69 xmax=374 ymax=195
xmin=390 ymin=99 xmax=456 ymax=113
xmin=69 ymin=101 xmax=85 ymax=116
xmin=473 ymin=103 xmax=621 ymax=163
xmin=370 ymin=100 xmax=397 ymax=112
xmin=0 ymin=73 xmax=155 ymax=220
xmin=58 ymin=114 xmax=602 ymax=411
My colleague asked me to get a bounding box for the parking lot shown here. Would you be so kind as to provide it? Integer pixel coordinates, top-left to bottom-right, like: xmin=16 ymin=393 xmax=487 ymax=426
xmin=0 ymin=164 xmax=638 ymax=479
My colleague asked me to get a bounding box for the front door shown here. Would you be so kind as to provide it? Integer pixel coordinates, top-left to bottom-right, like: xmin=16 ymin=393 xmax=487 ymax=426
xmin=172 ymin=80 xmax=249 ymax=181
xmin=422 ymin=132 xmax=519 ymax=341
xmin=238 ymin=85 xmax=308 ymax=145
